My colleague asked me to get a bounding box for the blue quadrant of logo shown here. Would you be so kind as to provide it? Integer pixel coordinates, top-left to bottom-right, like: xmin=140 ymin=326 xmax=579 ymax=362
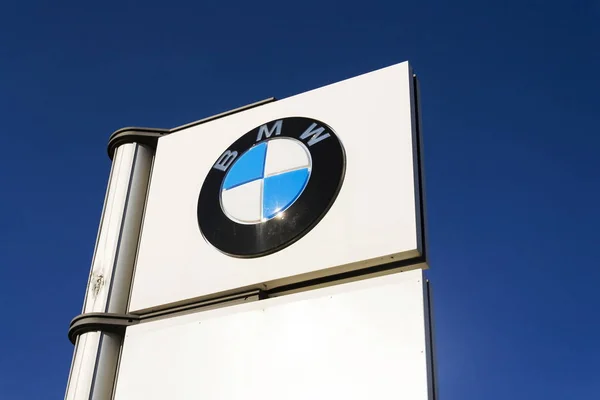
xmin=222 ymin=142 xmax=267 ymax=190
xmin=263 ymin=168 xmax=310 ymax=219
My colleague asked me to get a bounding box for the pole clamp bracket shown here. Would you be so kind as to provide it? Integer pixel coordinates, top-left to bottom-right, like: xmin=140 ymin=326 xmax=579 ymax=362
xmin=68 ymin=313 xmax=141 ymax=345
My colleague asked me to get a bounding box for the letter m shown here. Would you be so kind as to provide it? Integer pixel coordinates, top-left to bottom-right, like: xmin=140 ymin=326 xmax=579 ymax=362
xmin=256 ymin=120 xmax=282 ymax=141
xmin=300 ymin=123 xmax=330 ymax=146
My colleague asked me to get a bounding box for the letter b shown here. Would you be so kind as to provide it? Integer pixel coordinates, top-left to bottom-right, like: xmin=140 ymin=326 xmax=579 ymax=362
xmin=213 ymin=150 xmax=238 ymax=171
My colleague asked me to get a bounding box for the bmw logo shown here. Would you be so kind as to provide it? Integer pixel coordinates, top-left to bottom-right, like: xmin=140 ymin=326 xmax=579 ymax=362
xmin=197 ymin=117 xmax=346 ymax=258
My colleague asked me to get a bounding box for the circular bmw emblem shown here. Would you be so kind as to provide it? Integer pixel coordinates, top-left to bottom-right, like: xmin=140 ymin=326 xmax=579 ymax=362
xmin=197 ymin=117 xmax=346 ymax=258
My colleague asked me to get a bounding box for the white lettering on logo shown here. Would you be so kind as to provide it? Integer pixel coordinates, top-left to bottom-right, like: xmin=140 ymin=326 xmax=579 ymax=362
xmin=299 ymin=122 xmax=331 ymax=146
xmin=256 ymin=120 xmax=283 ymax=142
xmin=213 ymin=150 xmax=238 ymax=171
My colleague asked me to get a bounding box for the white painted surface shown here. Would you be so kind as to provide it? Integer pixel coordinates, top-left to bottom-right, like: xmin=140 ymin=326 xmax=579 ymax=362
xmin=263 ymin=137 xmax=311 ymax=176
xmin=130 ymin=61 xmax=424 ymax=312
xmin=221 ymin=178 xmax=263 ymax=223
xmin=114 ymin=270 xmax=433 ymax=400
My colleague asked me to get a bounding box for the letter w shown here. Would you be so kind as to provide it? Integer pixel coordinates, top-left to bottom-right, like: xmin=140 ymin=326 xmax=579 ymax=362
xmin=300 ymin=123 xmax=330 ymax=146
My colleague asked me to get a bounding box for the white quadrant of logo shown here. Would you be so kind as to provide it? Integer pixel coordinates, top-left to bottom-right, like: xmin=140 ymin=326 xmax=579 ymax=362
xmin=220 ymin=138 xmax=312 ymax=224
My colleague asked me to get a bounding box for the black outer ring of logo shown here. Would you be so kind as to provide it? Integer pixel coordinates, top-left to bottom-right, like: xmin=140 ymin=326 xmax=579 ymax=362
xmin=197 ymin=116 xmax=346 ymax=258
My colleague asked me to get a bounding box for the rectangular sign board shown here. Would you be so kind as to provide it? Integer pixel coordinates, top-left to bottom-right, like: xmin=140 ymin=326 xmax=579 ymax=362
xmin=114 ymin=270 xmax=436 ymax=400
xmin=129 ymin=61 xmax=426 ymax=312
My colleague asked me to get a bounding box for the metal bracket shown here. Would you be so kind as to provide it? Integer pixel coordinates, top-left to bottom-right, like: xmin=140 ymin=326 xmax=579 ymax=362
xmin=107 ymin=127 xmax=169 ymax=160
xmin=67 ymin=289 xmax=267 ymax=345
xmin=68 ymin=313 xmax=141 ymax=345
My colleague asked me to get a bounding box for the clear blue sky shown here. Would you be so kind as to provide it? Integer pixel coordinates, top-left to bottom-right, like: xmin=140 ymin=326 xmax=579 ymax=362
xmin=1 ymin=1 xmax=599 ymax=399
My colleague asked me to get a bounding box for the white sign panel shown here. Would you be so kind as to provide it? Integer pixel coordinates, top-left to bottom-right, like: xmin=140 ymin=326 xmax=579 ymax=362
xmin=114 ymin=270 xmax=435 ymax=400
xmin=129 ymin=61 xmax=425 ymax=312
